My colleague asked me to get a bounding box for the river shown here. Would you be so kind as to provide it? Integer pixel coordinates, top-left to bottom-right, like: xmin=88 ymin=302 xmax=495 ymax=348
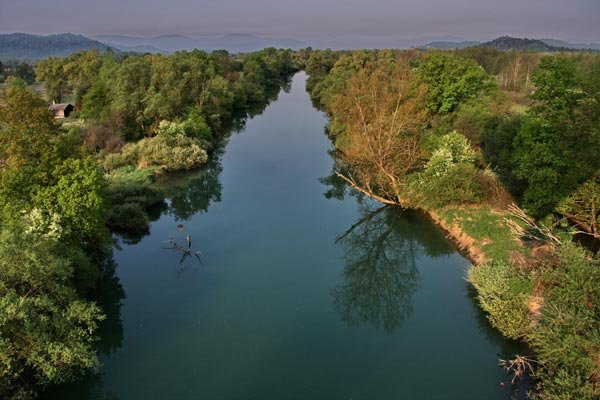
xmin=45 ymin=72 xmax=518 ymax=399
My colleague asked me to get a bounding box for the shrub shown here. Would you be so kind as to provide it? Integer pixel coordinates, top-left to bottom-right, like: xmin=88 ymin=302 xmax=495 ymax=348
xmin=139 ymin=134 xmax=208 ymax=171
xmin=530 ymin=243 xmax=600 ymax=399
xmin=103 ymin=134 xmax=208 ymax=172
xmin=105 ymin=167 xmax=164 ymax=234
xmin=183 ymin=109 xmax=213 ymax=143
xmin=418 ymin=131 xmax=481 ymax=208
xmin=468 ymin=261 xmax=533 ymax=340
xmin=419 ymin=163 xmax=483 ymax=208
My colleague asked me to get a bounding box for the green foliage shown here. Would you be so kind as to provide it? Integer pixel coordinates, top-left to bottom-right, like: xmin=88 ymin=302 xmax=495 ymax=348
xmin=104 ymin=134 xmax=208 ymax=172
xmin=425 ymin=131 xmax=476 ymax=176
xmin=513 ymin=56 xmax=600 ymax=217
xmin=36 ymin=157 xmax=107 ymax=243
xmin=65 ymin=48 xmax=297 ymax=141
xmin=417 ymin=53 xmax=495 ymax=114
xmin=417 ymin=131 xmax=481 ymax=208
xmin=156 ymin=110 xmax=213 ymax=144
xmin=530 ymin=244 xmax=600 ymax=399
xmin=183 ymin=109 xmax=213 ymax=142
xmin=481 ymin=113 xmax=525 ymax=194
xmin=556 ymin=177 xmax=600 ymax=237
xmin=0 ymin=61 xmax=35 ymax=84
xmin=468 ymin=262 xmax=533 ymax=340
xmin=452 ymin=97 xmax=496 ymax=144
xmin=418 ymin=163 xmax=482 ymax=208
xmin=35 ymin=57 xmax=69 ymax=103
xmin=105 ymin=167 xmax=164 ymax=234
xmin=0 ymin=229 xmax=104 ymax=400
xmin=0 ymin=83 xmax=58 ymax=172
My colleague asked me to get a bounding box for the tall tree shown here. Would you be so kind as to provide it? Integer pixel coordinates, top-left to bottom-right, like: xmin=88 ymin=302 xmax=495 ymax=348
xmin=36 ymin=57 xmax=68 ymax=103
xmin=514 ymin=56 xmax=600 ymax=216
xmin=332 ymin=54 xmax=427 ymax=206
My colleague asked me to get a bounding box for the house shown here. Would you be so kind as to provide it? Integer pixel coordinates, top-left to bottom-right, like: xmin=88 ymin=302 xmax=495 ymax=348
xmin=49 ymin=103 xmax=74 ymax=119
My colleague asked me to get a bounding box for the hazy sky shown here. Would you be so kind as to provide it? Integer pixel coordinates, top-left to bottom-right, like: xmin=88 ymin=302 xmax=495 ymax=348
xmin=1 ymin=0 xmax=599 ymax=42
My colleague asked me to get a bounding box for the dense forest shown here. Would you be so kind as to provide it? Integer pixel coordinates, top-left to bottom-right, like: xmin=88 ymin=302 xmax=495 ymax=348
xmin=305 ymin=47 xmax=600 ymax=399
xmin=0 ymin=47 xmax=299 ymax=399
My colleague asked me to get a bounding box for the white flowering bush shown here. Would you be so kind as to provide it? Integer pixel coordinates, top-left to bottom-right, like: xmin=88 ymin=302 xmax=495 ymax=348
xmin=23 ymin=208 xmax=68 ymax=240
xmin=425 ymin=130 xmax=476 ymax=177
xmin=418 ymin=131 xmax=481 ymax=208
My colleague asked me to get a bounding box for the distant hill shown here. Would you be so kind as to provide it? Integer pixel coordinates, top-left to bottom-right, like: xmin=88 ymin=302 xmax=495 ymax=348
xmin=92 ymin=33 xmax=307 ymax=53
xmin=540 ymin=38 xmax=600 ymax=51
xmin=420 ymin=40 xmax=481 ymax=50
xmin=0 ymin=33 xmax=112 ymax=61
xmin=101 ymin=42 xmax=169 ymax=54
xmin=479 ymin=36 xmax=559 ymax=51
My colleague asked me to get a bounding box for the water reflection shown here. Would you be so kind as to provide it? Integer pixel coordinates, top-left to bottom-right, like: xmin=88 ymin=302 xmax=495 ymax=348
xmin=111 ymin=78 xmax=291 ymax=248
xmin=332 ymin=203 xmax=454 ymax=333
xmin=158 ymin=155 xmax=224 ymax=221
xmin=41 ymin=252 xmax=125 ymax=400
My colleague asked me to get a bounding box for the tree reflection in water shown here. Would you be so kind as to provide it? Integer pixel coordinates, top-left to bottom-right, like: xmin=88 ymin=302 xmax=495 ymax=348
xmin=332 ymin=203 xmax=454 ymax=333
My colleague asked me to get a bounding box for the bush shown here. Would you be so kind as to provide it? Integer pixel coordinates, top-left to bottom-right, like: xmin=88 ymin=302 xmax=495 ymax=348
xmin=0 ymin=229 xmax=104 ymax=400
xmin=183 ymin=109 xmax=213 ymax=143
xmin=530 ymin=243 xmax=600 ymax=399
xmin=468 ymin=261 xmax=533 ymax=340
xmin=417 ymin=131 xmax=482 ymax=208
xmin=103 ymin=134 xmax=208 ymax=172
xmin=141 ymin=134 xmax=208 ymax=171
xmin=418 ymin=163 xmax=483 ymax=208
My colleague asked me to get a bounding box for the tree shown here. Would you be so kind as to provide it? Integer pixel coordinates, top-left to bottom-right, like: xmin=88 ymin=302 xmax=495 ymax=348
xmin=0 ymin=83 xmax=59 ymax=180
xmin=331 ymin=54 xmax=427 ymax=206
xmin=63 ymin=50 xmax=102 ymax=106
xmin=556 ymin=176 xmax=600 ymax=238
xmin=513 ymin=56 xmax=600 ymax=216
xmin=417 ymin=53 xmax=495 ymax=114
xmin=36 ymin=57 xmax=69 ymax=103
xmin=0 ymin=229 xmax=104 ymax=400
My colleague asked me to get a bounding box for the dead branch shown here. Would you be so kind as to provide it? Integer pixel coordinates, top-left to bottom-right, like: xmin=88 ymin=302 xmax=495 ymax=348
xmin=335 ymin=172 xmax=402 ymax=206
xmin=505 ymin=203 xmax=562 ymax=245
xmin=499 ymin=355 xmax=537 ymax=384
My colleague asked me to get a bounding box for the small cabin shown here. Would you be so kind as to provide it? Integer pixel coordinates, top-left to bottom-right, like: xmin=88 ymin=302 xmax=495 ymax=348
xmin=49 ymin=103 xmax=74 ymax=119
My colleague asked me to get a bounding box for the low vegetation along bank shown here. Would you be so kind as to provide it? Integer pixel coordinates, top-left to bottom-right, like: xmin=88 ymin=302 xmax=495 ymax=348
xmin=305 ymin=48 xmax=600 ymax=399
xmin=0 ymin=48 xmax=299 ymax=399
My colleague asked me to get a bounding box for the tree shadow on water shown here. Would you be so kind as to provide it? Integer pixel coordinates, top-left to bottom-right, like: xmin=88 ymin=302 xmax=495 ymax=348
xmin=332 ymin=203 xmax=455 ymax=333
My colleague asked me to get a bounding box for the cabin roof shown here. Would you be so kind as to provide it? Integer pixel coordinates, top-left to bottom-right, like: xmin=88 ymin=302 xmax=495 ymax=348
xmin=49 ymin=103 xmax=73 ymax=111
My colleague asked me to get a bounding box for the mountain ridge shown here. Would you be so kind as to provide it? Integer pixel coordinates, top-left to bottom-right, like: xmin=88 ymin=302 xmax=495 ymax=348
xmin=0 ymin=33 xmax=112 ymax=60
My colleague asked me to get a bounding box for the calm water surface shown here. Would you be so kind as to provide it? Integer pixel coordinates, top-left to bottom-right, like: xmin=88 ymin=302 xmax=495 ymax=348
xmin=47 ymin=73 xmax=517 ymax=399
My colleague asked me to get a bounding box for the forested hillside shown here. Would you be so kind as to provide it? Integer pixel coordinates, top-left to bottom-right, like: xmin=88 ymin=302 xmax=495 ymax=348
xmin=0 ymin=33 xmax=112 ymax=61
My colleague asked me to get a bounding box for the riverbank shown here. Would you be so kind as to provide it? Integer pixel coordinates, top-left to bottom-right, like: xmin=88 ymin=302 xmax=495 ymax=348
xmin=304 ymin=49 xmax=600 ymax=399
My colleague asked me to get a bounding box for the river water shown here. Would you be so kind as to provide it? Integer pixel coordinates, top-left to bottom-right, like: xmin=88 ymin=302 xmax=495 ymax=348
xmin=47 ymin=72 xmax=518 ymax=399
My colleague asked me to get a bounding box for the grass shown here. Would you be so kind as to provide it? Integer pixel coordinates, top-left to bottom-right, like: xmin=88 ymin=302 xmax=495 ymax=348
xmin=438 ymin=206 xmax=527 ymax=264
